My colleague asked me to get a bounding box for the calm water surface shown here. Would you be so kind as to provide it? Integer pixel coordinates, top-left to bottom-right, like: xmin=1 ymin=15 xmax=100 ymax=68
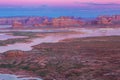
xmin=0 ymin=33 xmax=26 ymax=40
xmin=0 ymin=28 xmax=120 ymax=53
xmin=0 ymin=74 xmax=42 ymax=80
xmin=0 ymin=28 xmax=120 ymax=79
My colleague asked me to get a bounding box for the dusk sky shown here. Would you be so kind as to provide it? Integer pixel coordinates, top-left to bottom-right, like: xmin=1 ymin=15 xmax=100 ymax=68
xmin=0 ymin=0 xmax=120 ymax=18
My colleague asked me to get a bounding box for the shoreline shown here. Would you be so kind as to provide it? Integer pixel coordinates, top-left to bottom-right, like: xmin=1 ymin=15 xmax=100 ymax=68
xmin=0 ymin=35 xmax=120 ymax=80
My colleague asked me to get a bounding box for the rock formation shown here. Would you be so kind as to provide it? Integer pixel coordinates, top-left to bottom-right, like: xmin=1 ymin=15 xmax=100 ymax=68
xmin=0 ymin=36 xmax=120 ymax=80
xmin=96 ymin=16 xmax=112 ymax=25
xmin=52 ymin=16 xmax=85 ymax=27
xmin=0 ymin=15 xmax=120 ymax=29
xmin=95 ymin=15 xmax=120 ymax=25
xmin=12 ymin=21 xmax=23 ymax=29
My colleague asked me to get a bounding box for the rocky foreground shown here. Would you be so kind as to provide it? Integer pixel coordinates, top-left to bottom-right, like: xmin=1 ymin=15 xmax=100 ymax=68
xmin=0 ymin=36 xmax=120 ymax=80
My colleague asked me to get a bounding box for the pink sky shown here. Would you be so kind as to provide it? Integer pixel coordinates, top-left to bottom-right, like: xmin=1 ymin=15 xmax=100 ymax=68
xmin=0 ymin=0 xmax=120 ymax=6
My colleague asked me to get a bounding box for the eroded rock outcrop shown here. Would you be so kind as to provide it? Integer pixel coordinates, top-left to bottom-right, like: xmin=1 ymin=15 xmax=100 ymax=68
xmin=4 ymin=50 xmax=26 ymax=58
xmin=95 ymin=15 xmax=120 ymax=25
xmin=12 ymin=21 xmax=23 ymax=29
xmin=0 ymin=36 xmax=120 ymax=80
xmin=52 ymin=16 xmax=85 ymax=27
xmin=0 ymin=15 xmax=120 ymax=29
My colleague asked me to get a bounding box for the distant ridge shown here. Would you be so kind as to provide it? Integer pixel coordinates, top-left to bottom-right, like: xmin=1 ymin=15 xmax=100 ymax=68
xmin=0 ymin=15 xmax=120 ymax=29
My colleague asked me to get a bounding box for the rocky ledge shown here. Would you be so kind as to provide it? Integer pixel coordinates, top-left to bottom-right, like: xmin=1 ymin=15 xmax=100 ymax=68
xmin=0 ymin=36 xmax=120 ymax=80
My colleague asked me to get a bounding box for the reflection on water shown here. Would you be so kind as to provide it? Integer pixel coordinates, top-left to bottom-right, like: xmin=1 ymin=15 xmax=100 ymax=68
xmin=0 ymin=33 xmax=26 ymax=40
xmin=0 ymin=29 xmax=70 ymax=33
xmin=0 ymin=28 xmax=120 ymax=79
xmin=0 ymin=74 xmax=42 ymax=80
xmin=0 ymin=28 xmax=120 ymax=53
xmin=0 ymin=25 xmax=12 ymax=29
xmin=0 ymin=34 xmax=83 ymax=53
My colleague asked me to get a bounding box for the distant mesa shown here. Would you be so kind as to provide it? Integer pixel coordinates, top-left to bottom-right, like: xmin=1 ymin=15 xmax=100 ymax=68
xmin=0 ymin=15 xmax=120 ymax=29
xmin=52 ymin=16 xmax=85 ymax=27
xmin=96 ymin=15 xmax=120 ymax=25
xmin=12 ymin=21 xmax=23 ymax=29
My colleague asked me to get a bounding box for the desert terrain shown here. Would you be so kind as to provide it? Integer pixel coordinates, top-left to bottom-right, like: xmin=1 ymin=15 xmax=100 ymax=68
xmin=0 ymin=27 xmax=119 ymax=80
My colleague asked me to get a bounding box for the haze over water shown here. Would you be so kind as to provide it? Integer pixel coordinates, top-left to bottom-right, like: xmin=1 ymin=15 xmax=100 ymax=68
xmin=0 ymin=28 xmax=120 ymax=53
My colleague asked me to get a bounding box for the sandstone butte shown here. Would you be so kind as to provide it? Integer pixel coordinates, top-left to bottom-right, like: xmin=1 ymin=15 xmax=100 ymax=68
xmin=0 ymin=15 xmax=120 ymax=29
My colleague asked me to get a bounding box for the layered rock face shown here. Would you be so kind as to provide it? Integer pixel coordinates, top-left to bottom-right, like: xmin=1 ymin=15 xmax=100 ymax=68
xmin=52 ymin=16 xmax=85 ymax=27
xmin=0 ymin=17 xmax=45 ymax=28
xmin=25 ymin=17 xmax=44 ymax=25
xmin=33 ymin=18 xmax=52 ymax=27
xmin=4 ymin=50 xmax=26 ymax=58
xmin=95 ymin=15 xmax=120 ymax=25
xmin=0 ymin=16 xmax=85 ymax=28
xmin=96 ymin=16 xmax=112 ymax=25
xmin=12 ymin=21 xmax=23 ymax=29
xmin=0 ymin=15 xmax=120 ymax=29
xmin=111 ymin=15 xmax=120 ymax=24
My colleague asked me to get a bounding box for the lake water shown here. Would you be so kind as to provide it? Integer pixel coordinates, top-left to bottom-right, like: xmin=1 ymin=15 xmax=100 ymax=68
xmin=0 ymin=74 xmax=42 ymax=80
xmin=0 ymin=28 xmax=120 ymax=53
xmin=0 ymin=33 xmax=26 ymax=40
xmin=0 ymin=28 xmax=120 ymax=79
xmin=0 ymin=25 xmax=12 ymax=29
xmin=0 ymin=28 xmax=71 ymax=33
